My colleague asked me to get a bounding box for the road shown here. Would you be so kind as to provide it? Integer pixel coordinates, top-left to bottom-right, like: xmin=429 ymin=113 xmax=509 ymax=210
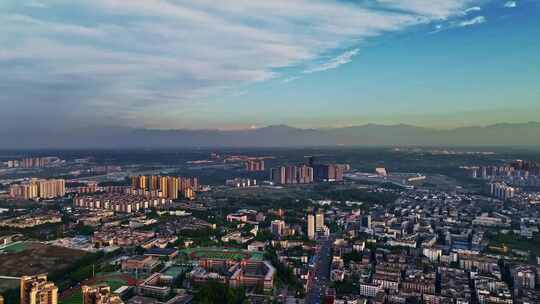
xmin=305 ymin=236 xmax=332 ymax=304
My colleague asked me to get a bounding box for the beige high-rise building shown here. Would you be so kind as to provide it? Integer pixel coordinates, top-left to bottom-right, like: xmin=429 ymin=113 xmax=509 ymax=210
xmin=149 ymin=175 xmax=159 ymax=191
xmin=82 ymin=285 xmax=124 ymax=304
xmin=296 ymin=165 xmax=314 ymax=184
xmin=159 ymin=176 xmax=168 ymax=198
xmin=9 ymin=183 xmax=39 ymax=199
xmin=9 ymin=179 xmax=65 ymax=200
xmin=139 ymin=175 xmax=148 ymax=190
xmin=315 ymin=212 xmax=324 ymax=231
xmin=131 ymin=176 xmax=139 ymax=190
xmin=130 ymin=175 xmax=197 ymax=199
xmin=183 ymin=187 xmax=195 ymax=200
xmin=167 ymin=177 xmax=179 ymax=199
xmin=37 ymin=179 xmax=66 ymax=199
xmin=307 ymin=214 xmax=315 ymax=240
xmin=20 ymin=275 xmax=58 ymax=304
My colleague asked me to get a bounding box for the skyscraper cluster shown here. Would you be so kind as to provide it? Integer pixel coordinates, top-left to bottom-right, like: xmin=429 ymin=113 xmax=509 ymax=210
xmin=489 ymin=182 xmax=516 ymax=200
xmin=312 ymin=164 xmax=345 ymax=182
xmin=245 ymin=159 xmax=265 ymax=171
xmin=20 ymin=275 xmax=58 ymax=304
xmin=270 ymin=163 xmax=346 ymax=185
xmin=9 ymin=178 xmax=66 ymax=200
xmin=270 ymin=165 xmax=314 ymax=185
xmin=472 ymin=160 xmax=540 ymax=179
xmin=5 ymin=157 xmax=61 ymax=169
xmin=130 ymin=175 xmax=198 ymax=200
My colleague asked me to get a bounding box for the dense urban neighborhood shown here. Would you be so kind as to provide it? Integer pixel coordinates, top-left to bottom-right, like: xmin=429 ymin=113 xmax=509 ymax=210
xmin=1 ymin=148 xmax=540 ymax=304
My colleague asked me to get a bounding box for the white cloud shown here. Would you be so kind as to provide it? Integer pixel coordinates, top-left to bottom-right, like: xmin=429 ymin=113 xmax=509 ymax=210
xmin=459 ymin=16 xmax=487 ymax=27
xmin=0 ymin=0 xmax=482 ymax=128
xmin=304 ymin=49 xmax=360 ymax=74
xmin=25 ymin=1 xmax=48 ymax=8
xmin=464 ymin=6 xmax=482 ymax=14
xmin=283 ymin=76 xmax=301 ymax=83
xmin=504 ymin=1 xmax=517 ymax=8
xmin=375 ymin=0 xmax=472 ymax=19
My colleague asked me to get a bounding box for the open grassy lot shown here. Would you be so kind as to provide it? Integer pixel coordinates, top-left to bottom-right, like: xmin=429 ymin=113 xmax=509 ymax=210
xmin=59 ymin=291 xmax=83 ymax=304
xmin=0 ymin=241 xmax=32 ymax=253
xmin=0 ymin=242 xmax=87 ymax=276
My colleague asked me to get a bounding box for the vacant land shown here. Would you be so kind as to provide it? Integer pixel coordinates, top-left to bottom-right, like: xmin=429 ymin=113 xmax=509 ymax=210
xmin=0 ymin=242 xmax=86 ymax=277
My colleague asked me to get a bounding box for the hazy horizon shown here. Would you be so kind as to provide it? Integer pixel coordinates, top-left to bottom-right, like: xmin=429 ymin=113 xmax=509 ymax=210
xmin=1 ymin=121 xmax=540 ymax=149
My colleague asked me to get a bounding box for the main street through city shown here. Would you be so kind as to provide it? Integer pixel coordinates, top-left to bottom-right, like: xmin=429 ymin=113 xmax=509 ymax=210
xmin=305 ymin=236 xmax=333 ymax=304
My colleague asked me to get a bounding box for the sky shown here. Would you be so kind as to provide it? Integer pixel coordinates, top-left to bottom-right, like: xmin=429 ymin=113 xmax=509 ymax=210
xmin=1 ymin=0 xmax=539 ymax=132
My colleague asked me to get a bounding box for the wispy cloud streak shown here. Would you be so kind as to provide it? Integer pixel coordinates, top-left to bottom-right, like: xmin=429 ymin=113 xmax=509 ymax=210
xmin=304 ymin=49 xmax=360 ymax=73
xmin=459 ymin=16 xmax=487 ymax=27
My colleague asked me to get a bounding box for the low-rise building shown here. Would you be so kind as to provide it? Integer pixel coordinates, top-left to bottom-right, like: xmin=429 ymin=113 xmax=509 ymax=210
xmin=121 ymin=256 xmax=162 ymax=277
xmin=475 ymin=276 xmax=513 ymax=304
xmin=138 ymin=273 xmax=172 ymax=300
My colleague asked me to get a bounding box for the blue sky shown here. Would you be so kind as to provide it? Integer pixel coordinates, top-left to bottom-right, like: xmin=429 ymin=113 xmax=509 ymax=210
xmin=1 ymin=0 xmax=539 ymax=131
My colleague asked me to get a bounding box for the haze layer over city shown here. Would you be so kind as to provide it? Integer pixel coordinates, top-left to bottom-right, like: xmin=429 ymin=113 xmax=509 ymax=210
xmin=1 ymin=1 xmax=540 ymax=304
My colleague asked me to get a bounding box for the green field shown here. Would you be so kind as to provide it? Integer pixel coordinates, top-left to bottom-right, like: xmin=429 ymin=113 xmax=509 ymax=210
xmin=60 ymin=292 xmax=82 ymax=304
xmin=488 ymin=232 xmax=540 ymax=257
xmin=163 ymin=266 xmax=185 ymax=278
xmin=0 ymin=241 xmax=32 ymax=253
xmin=182 ymin=247 xmax=263 ymax=261
xmin=104 ymin=278 xmax=126 ymax=291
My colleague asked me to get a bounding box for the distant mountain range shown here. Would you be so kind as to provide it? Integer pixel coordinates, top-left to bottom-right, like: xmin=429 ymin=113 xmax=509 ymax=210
xmin=3 ymin=122 xmax=540 ymax=149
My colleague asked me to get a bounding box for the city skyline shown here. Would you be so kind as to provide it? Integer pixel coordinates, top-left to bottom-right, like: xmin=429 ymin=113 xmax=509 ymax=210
xmin=2 ymin=147 xmax=540 ymax=303
xmin=1 ymin=0 xmax=539 ymax=135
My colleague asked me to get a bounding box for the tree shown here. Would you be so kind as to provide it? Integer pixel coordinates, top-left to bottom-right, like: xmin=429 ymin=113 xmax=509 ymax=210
xmin=75 ymin=224 xmax=94 ymax=236
xmin=194 ymin=280 xmax=246 ymax=304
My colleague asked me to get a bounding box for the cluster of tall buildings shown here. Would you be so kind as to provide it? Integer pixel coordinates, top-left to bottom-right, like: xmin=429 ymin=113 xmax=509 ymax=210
xmin=9 ymin=178 xmax=66 ymax=200
xmin=307 ymin=212 xmax=326 ymax=240
xmin=5 ymin=157 xmax=61 ymax=169
xmin=20 ymin=274 xmax=58 ymax=304
xmin=313 ymin=164 xmax=346 ymax=182
xmin=489 ymin=182 xmax=516 ymax=200
xmin=130 ymin=175 xmax=198 ymax=200
xmin=270 ymin=165 xmax=314 ymax=185
xmin=472 ymin=160 xmax=540 ymax=179
xmin=270 ymin=219 xmax=296 ymax=237
xmin=12 ymin=274 xmax=123 ymax=304
xmin=245 ymin=159 xmax=265 ymax=171
xmin=270 ymin=163 xmax=346 ymax=185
